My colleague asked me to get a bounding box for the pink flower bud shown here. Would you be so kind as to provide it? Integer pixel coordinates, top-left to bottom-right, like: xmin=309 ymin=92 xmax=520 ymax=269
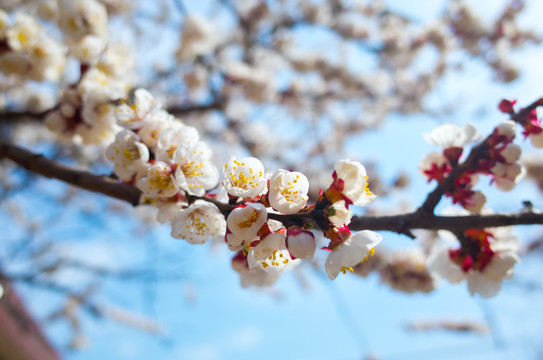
xmin=286 ymin=227 xmax=316 ymax=260
xmin=497 ymin=99 xmax=516 ymax=114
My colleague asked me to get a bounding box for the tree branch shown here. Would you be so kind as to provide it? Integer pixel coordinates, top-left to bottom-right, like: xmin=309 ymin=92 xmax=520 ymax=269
xmin=167 ymin=100 xmax=223 ymax=117
xmin=2 ymin=142 xmax=542 ymax=236
xmin=0 ymin=111 xmax=48 ymax=123
xmin=0 ymin=101 xmax=223 ymax=125
xmin=417 ymin=140 xmax=489 ymax=215
xmin=0 ymin=142 xmax=141 ymax=206
xmin=348 ymin=211 xmax=543 ymax=233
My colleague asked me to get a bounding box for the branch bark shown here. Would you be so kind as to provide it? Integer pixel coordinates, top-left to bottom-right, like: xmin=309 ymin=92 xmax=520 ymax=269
xmin=0 ymin=142 xmax=141 ymax=206
xmin=2 ymin=142 xmax=543 ymax=237
xmin=0 ymin=102 xmax=223 ymax=125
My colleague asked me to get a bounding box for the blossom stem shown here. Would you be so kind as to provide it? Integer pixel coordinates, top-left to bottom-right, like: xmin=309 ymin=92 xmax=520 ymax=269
xmin=3 ymin=142 xmax=543 ymax=237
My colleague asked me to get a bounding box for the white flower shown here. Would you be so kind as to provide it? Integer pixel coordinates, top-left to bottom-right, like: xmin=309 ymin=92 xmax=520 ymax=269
xmin=463 ymin=190 xmax=486 ymax=213
xmin=251 ymin=232 xmax=287 ymax=263
xmin=138 ymin=112 xmax=177 ymax=151
xmin=27 ymin=34 xmax=67 ymax=82
xmin=0 ymin=52 xmax=28 ymax=78
xmin=232 ymin=254 xmax=280 ymax=288
xmin=81 ymin=90 xmax=118 ymax=127
xmin=171 ymin=200 xmax=226 ymax=244
xmin=325 ymin=230 xmax=383 ymax=280
xmin=223 ymin=157 xmax=267 ymax=198
xmin=424 ymin=123 xmax=479 ymax=148
xmin=499 ymin=144 xmax=522 ymax=163
xmin=75 ymin=121 xmax=118 ymax=145
xmin=247 ymin=231 xmax=301 ymax=273
xmin=106 ymin=130 xmax=149 ymax=181
xmin=427 ymin=227 xmax=519 ymax=298
xmin=157 ymin=201 xmax=186 ymax=223
xmin=268 ymin=169 xmax=309 ymax=214
xmin=226 ymin=203 xmax=268 ymax=241
xmin=248 ymin=248 xmax=300 ymax=273
xmin=495 ymin=120 xmax=516 ymax=141
xmin=490 ymin=162 xmax=525 ymax=191
xmin=57 ymin=0 xmax=108 ymax=60
xmin=6 ymin=13 xmax=40 ymax=51
xmin=226 ymin=230 xmax=247 ymax=251
xmin=529 ymin=131 xmax=543 ymax=148
xmin=69 ymin=34 xmax=106 ymax=61
xmin=156 ymin=125 xmax=200 ymax=164
xmin=136 ymin=161 xmax=178 ymax=198
xmin=286 ymin=227 xmax=316 ymax=260
xmin=115 ymin=89 xmax=159 ymax=130
xmin=224 ymin=61 xmax=276 ymax=103
xmin=328 ymin=200 xmax=352 ymax=227
xmin=176 ymin=15 xmax=220 ymax=61
xmin=418 ymin=152 xmax=450 ymax=181
xmin=173 ymin=142 xmax=219 ymax=196
xmin=333 ymin=159 xmax=377 ymax=206
xmin=0 ymin=10 xmax=9 ymax=38
xmin=58 ymin=0 xmax=107 ymax=40
xmin=95 ymin=44 xmax=133 ymax=79
xmin=0 ymin=13 xmax=67 ymax=82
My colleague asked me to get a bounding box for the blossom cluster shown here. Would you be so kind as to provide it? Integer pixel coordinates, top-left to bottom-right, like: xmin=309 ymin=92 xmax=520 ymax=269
xmin=71 ymin=87 xmax=382 ymax=287
xmin=0 ymin=10 xmax=66 ymax=81
xmin=42 ymin=82 xmax=526 ymax=296
xmin=427 ymin=210 xmax=519 ymax=298
xmin=0 ymin=0 xmax=110 ymax=84
xmin=419 ymin=121 xmax=523 ymax=213
xmin=188 ymin=157 xmax=383 ymax=287
xmin=44 ymin=46 xmax=132 ymax=145
xmin=499 ymin=99 xmax=543 ymax=147
xmin=418 ymin=110 xmax=535 ymax=297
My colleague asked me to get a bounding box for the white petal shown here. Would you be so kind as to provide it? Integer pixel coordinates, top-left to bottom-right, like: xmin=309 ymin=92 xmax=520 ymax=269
xmin=467 ymin=273 xmax=502 ymax=298
xmin=426 ymin=245 xmax=465 ymax=284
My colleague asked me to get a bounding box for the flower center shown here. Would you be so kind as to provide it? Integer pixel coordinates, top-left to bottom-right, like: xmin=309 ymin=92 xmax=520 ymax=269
xmin=449 ymin=229 xmax=495 ymax=272
xmin=228 ymin=160 xmax=262 ymax=190
xmin=261 ymin=249 xmax=289 ymax=269
xmin=122 ymin=147 xmax=140 ymax=161
xmin=236 ymin=210 xmax=259 ymax=229
xmin=149 ymin=169 xmax=173 ymax=189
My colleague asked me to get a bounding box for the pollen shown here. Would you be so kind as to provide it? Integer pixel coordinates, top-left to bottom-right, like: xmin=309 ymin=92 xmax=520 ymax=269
xmin=236 ymin=211 xmax=259 ymax=229
xmin=18 ymin=33 xmax=27 ymax=43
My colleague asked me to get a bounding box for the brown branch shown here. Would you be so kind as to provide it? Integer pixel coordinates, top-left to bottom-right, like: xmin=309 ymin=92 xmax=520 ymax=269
xmin=0 ymin=142 xmax=141 ymax=206
xmin=2 ymin=142 xmax=543 ymax=237
xmin=511 ymin=96 xmax=543 ymax=123
xmin=0 ymin=111 xmax=48 ymax=123
xmin=348 ymin=211 xmax=543 ymax=234
xmin=0 ymin=101 xmax=223 ymax=125
xmin=167 ymin=100 xmax=223 ymax=117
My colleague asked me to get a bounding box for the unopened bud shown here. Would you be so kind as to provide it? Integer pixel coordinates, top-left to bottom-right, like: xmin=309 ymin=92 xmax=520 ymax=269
xmin=495 ymin=121 xmax=516 ymax=141
xmin=500 ymin=144 xmax=521 ymax=163
xmin=498 ymin=99 xmax=516 ymax=114
xmin=286 ymin=227 xmax=316 ymax=259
